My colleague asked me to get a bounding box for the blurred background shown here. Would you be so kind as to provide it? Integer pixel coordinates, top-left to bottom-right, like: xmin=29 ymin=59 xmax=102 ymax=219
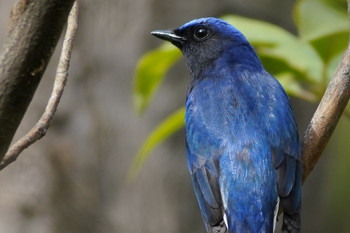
xmin=0 ymin=0 xmax=349 ymax=232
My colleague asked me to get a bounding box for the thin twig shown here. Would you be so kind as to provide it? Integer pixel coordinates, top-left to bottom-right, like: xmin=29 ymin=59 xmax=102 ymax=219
xmin=0 ymin=1 xmax=79 ymax=170
xmin=301 ymin=0 xmax=350 ymax=182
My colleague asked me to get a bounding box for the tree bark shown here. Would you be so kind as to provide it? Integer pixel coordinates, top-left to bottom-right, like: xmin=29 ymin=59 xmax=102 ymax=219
xmin=0 ymin=0 xmax=75 ymax=160
xmin=301 ymin=0 xmax=350 ymax=182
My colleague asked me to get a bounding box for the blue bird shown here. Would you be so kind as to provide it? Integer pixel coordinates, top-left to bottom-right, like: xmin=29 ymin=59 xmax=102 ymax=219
xmin=152 ymin=17 xmax=301 ymax=233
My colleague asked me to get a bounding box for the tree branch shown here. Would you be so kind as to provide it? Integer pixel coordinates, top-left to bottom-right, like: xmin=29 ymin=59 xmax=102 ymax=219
xmin=0 ymin=2 xmax=79 ymax=170
xmin=0 ymin=0 xmax=75 ymax=161
xmin=301 ymin=0 xmax=350 ymax=182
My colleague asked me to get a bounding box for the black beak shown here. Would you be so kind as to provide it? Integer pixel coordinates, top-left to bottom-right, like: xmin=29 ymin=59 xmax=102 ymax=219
xmin=151 ymin=30 xmax=186 ymax=48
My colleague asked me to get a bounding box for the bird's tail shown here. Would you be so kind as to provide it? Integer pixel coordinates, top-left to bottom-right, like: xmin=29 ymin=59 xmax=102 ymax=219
xmin=282 ymin=213 xmax=300 ymax=233
xmin=207 ymin=220 xmax=228 ymax=233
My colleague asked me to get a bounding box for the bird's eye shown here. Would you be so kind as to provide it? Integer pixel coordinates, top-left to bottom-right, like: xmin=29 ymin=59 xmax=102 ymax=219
xmin=194 ymin=27 xmax=209 ymax=40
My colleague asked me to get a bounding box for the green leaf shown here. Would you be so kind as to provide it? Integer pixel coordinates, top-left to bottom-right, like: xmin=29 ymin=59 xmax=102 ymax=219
xmin=294 ymin=0 xmax=348 ymax=67
xmin=133 ymin=43 xmax=181 ymax=114
xmin=128 ymin=107 xmax=185 ymax=180
xmin=275 ymin=72 xmax=317 ymax=102
xmin=309 ymin=31 xmax=348 ymax=64
xmin=222 ymin=15 xmax=323 ymax=83
xmin=294 ymin=0 xmax=348 ymax=42
xmin=327 ymin=51 xmax=344 ymax=83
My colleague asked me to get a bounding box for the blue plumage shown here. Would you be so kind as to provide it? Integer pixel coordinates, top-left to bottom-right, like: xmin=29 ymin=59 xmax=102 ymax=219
xmin=152 ymin=17 xmax=301 ymax=233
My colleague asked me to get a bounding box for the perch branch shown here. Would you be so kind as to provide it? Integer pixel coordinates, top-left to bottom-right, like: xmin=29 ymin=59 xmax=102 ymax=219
xmin=302 ymin=0 xmax=350 ymax=182
xmin=0 ymin=0 xmax=75 ymax=161
xmin=0 ymin=1 xmax=79 ymax=170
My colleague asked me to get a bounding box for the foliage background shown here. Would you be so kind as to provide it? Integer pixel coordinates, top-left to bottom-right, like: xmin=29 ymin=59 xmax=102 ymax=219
xmin=0 ymin=0 xmax=349 ymax=232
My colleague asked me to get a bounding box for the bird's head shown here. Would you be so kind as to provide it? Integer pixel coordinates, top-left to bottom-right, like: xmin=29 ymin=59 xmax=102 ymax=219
xmin=152 ymin=17 xmax=260 ymax=78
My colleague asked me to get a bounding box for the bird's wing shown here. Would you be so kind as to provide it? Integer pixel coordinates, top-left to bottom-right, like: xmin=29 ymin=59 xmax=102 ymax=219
xmin=272 ymin=144 xmax=301 ymax=203
xmin=269 ymin=103 xmax=301 ymax=196
xmin=272 ymin=145 xmax=301 ymax=233
xmin=269 ymin=101 xmax=302 ymax=232
xmin=186 ymin=142 xmax=227 ymax=232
